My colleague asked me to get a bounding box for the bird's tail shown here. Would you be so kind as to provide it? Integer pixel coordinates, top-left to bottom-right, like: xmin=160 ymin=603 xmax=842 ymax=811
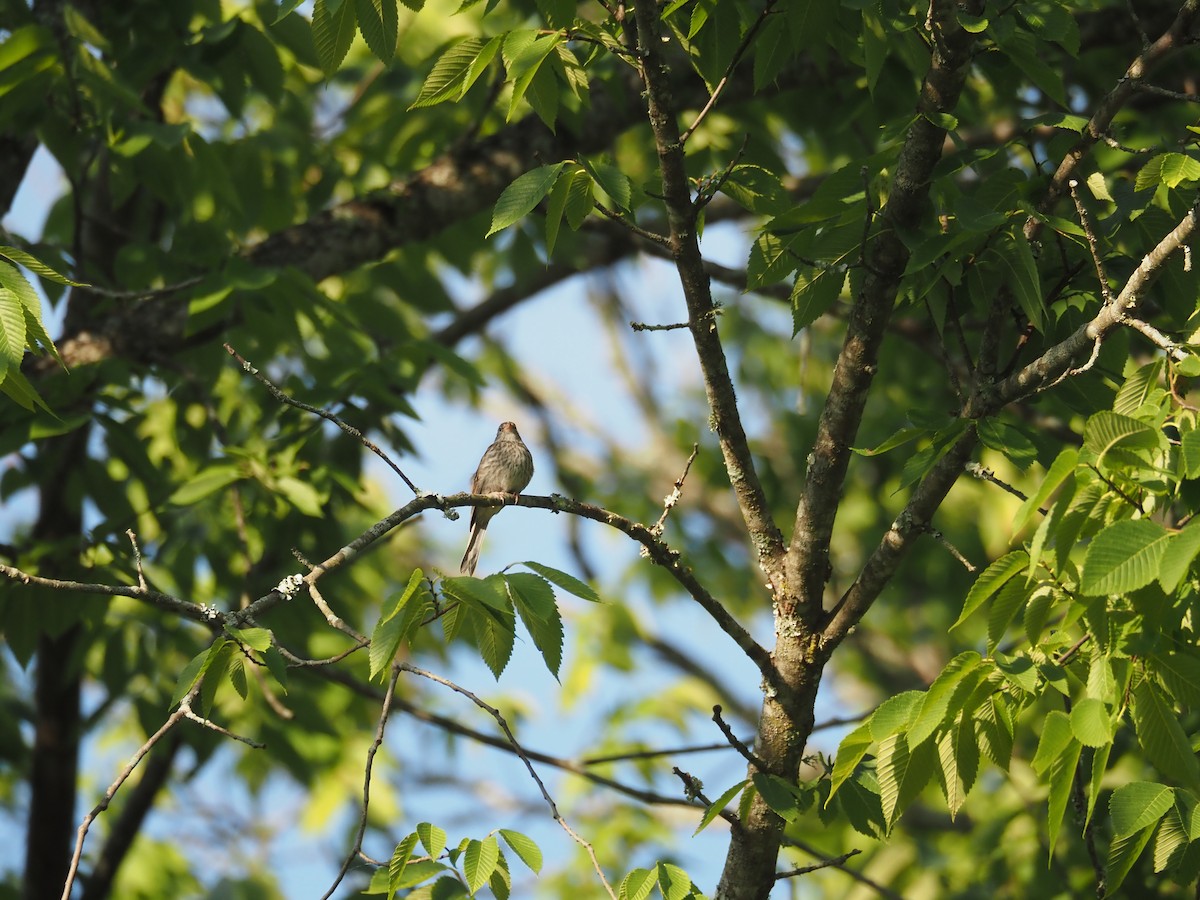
xmin=459 ymin=523 xmax=487 ymax=575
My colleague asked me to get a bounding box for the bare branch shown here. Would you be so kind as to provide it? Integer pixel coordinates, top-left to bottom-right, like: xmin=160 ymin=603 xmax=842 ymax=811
xmin=775 ymin=849 xmax=862 ymax=880
xmin=402 ymin=662 xmax=617 ymax=899
xmin=320 ymin=663 xmax=402 ymax=900
xmin=633 ymin=0 xmax=787 ymax=580
xmin=225 ymin=343 xmax=420 ymax=495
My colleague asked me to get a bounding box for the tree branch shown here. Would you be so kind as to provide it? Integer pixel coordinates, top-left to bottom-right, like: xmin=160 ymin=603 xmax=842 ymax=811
xmin=633 ymin=0 xmax=787 ymax=581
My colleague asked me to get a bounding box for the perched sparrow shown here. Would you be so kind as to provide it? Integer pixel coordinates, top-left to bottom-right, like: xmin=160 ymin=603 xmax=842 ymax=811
xmin=459 ymin=422 xmax=534 ymax=576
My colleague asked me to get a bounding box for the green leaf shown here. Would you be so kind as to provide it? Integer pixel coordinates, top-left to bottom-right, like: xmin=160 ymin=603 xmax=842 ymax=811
xmin=1046 ymin=736 xmax=1082 ymax=857
xmin=388 ymin=832 xmax=420 ymax=894
xmin=790 ymin=267 xmax=844 ymax=334
xmin=1137 ymin=152 xmax=1200 ymax=191
xmin=0 ymin=245 xmax=85 ymax=286
xmin=409 ymin=38 xmax=488 ymax=109
xmin=472 ymin=599 xmax=515 ymax=679
xmin=370 ymin=572 xmax=428 ymax=681
xmin=0 ymin=287 xmax=25 ymax=372
xmin=498 ymin=829 xmax=541 ymax=874
xmin=828 ymin=721 xmax=873 ymax=800
xmin=1111 ymin=782 xmax=1175 ymax=837
xmin=868 ymin=690 xmax=924 ymax=742
xmin=520 ymin=561 xmax=601 ymax=602
xmin=417 ymin=822 xmax=447 ymax=860
xmin=751 ymin=773 xmax=804 ymax=823
xmin=225 ymin=626 xmax=272 ymax=653
xmin=353 ymin=0 xmax=397 ymax=63
xmin=263 ymin=646 xmax=288 ymax=693
xmin=1070 ymin=697 xmax=1113 ymax=748
xmin=313 ymin=0 xmax=357 ymax=74
xmin=1083 ymin=411 xmax=1164 ymax=463
xmin=168 ymin=464 xmax=244 ymax=506
xmin=656 ymin=862 xmax=692 ymax=900
xmin=463 ymin=836 xmax=499 ymax=894
xmin=1012 ymin=448 xmax=1078 ymax=535
xmin=1155 ymin=650 xmax=1200 ymax=706
xmin=618 ymin=868 xmax=656 ymax=900
xmin=952 ymin=550 xmax=1029 ymax=631
xmin=1134 ymin=680 xmax=1200 ymax=789
xmin=1080 ymin=519 xmax=1170 ymax=596
xmin=1160 ymin=519 xmax=1200 ymax=593
xmin=907 ymin=651 xmax=985 ymax=748
xmin=694 ymin=779 xmax=749 ymax=834
xmin=487 ymin=164 xmax=566 ymax=237
xmin=986 ymin=235 xmax=1042 ymax=332
xmin=506 ymin=573 xmax=563 ymax=678
xmin=720 ymin=164 xmax=788 ymax=215
xmin=877 ymin=732 xmax=935 ymax=833
xmin=171 ymin=639 xmax=229 ymax=707
xmin=975 ymin=695 xmax=1014 ymax=770
xmin=1031 ymin=710 xmax=1074 ymax=776
xmin=1086 ymin=742 xmax=1111 ymax=829
xmin=1086 ymin=171 xmax=1113 ymax=202
xmin=986 ymin=576 xmax=1029 ymax=654
xmin=1106 ymin=825 xmax=1156 ymax=894
xmin=579 ymin=158 xmax=632 ymax=213
xmin=1181 ymin=428 xmax=1200 ymax=479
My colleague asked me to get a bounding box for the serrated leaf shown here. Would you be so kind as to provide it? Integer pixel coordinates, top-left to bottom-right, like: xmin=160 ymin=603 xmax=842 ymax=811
xmin=1160 ymin=519 xmax=1200 ymax=593
xmin=313 ymin=0 xmax=357 ymax=74
xmin=1012 ymin=448 xmax=1078 ymax=535
xmin=506 ymin=573 xmax=563 ymax=678
xmin=1107 ymin=824 xmax=1157 ymax=893
xmin=877 ymin=732 xmax=935 ymax=832
xmin=868 ymin=690 xmax=924 ymax=742
xmin=225 ymin=626 xmax=272 ymax=652
xmin=498 ymin=829 xmax=541 ymax=873
xmin=828 ymin=721 xmax=873 ymax=801
xmin=171 ymin=639 xmax=229 ymax=707
xmin=417 ymin=822 xmax=447 ymax=860
xmin=790 ymin=266 xmax=844 ymax=334
xmin=579 ymin=158 xmax=632 ymax=212
xmin=986 ymin=236 xmax=1042 ymax=331
xmin=975 ymin=696 xmax=1014 ymax=770
xmin=1086 ymin=171 xmax=1113 ymax=202
xmin=0 ymin=288 xmax=25 ymax=370
xmin=1086 ymin=742 xmax=1111 ymax=829
xmin=618 ymin=868 xmax=656 ymax=900
xmin=1181 ymin=429 xmax=1200 ymax=479
xmin=1133 ymin=680 xmax=1200 ymax=789
xmin=656 ymin=862 xmax=692 ymax=900
xmin=487 ymin=164 xmax=565 ymax=237
xmin=353 ymin=0 xmax=397 ymax=63
xmin=720 ymin=164 xmax=788 ymax=215
xmin=1083 ymin=410 xmax=1164 ymax=463
xmin=409 ymin=38 xmax=487 ymax=109
xmin=987 ymin=576 xmax=1029 ymax=654
xmin=389 ymin=833 xmax=420 ymax=893
xmin=1111 ymin=782 xmax=1175 ymax=837
xmin=1031 ymin=710 xmax=1074 ymax=776
xmin=463 ymin=836 xmax=499 ymax=894
xmin=1046 ymin=735 xmax=1082 ymax=856
xmin=1155 ymin=650 xmax=1200 ymax=706
xmin=1080 ymin=518 xmax=1170 ymax=596
xmin=694 ymin=779 xmax=749 ymax=834
xmin=0 ymin=245 xmax=85 ymax=285
xmin=263 ymin=645 xmax=288 ymax=693
xmin=908 ymin=651 xmax=985 ymax=748
xmin=520 ymin=561 xmax=600 ymax=602
xmin=1070 ymin=697 xmax=1113 ymax=747
xmin=952 ymin=550 xmax=1029 ymax=631
xmin=752 ymin=773 xmax=803 ymax=823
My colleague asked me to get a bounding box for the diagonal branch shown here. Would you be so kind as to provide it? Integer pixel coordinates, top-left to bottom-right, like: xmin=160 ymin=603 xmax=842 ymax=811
xmin=786 ymin=1 xmax=979 ymax=612
xmin=633 ymin=0 xmax=786 ymax=580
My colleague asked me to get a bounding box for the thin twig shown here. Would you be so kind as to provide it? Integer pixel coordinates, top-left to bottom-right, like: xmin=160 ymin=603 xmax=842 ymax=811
xmin=1069 ymin=180 xmax=1114 ymax=305
xmin=223 ymin=343 xmax=420 ymax=495
xmin=125 ymin=529 xmax=147 ymax=591
xmin=923 ymin=527 xmax=977 ymax=572
xmin=649 ymin=443 xmax=700 ymax=538
xmin=679 ymin=1 xmax=778 ymax=144
xmin=401 ymin=662 xmax=617 ymax=899
xmin=712 ymin=705 xmax=768 ymax=771
xmin=59 ymin=684 xmax=200 ymax=900
xmin=320 ymin=662 xmax=403 ymax=900
xmin=179 ymin=697 xmax=266 ymax=749
xmin=775 ymin=848 xmax=862 ymax=880
xmin=591 ymin=201 xmax=671 ymax=246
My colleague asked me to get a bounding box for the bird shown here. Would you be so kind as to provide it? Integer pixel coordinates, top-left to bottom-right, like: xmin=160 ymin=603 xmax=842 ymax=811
xmin=459 ymin=421 xmax=534 ymax=576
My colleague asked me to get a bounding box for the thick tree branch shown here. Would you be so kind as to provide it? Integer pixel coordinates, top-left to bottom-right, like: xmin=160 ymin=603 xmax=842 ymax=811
xmin=633 ymin=0 xmax=787 ymax=581
xmin=785 ymin=1 xmax=978 ymax=613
